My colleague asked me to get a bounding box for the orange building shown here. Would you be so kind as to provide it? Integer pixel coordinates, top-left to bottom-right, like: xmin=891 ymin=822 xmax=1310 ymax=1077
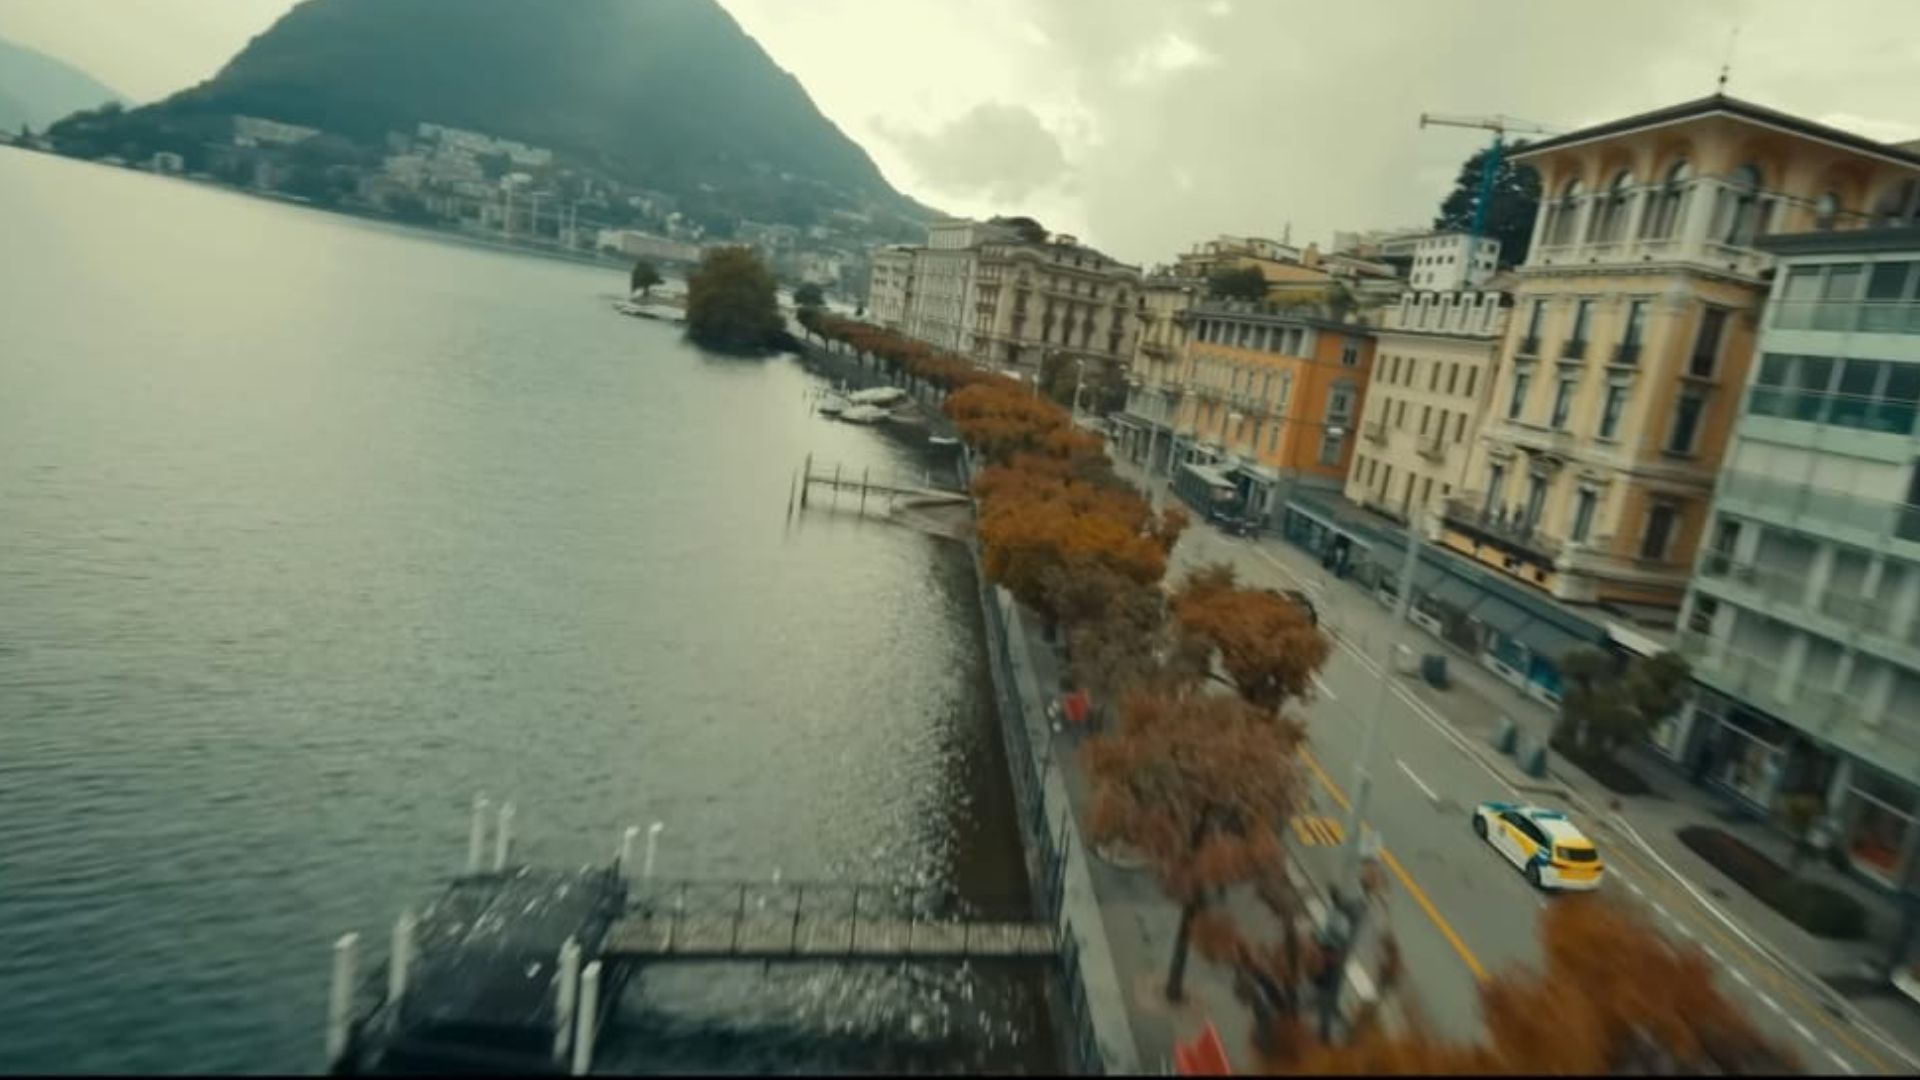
xmin=1155 ymin=300 xmax=1376 ymax=519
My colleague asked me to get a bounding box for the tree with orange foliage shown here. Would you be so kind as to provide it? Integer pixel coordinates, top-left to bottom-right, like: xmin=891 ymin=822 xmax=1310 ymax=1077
xmin=1083 ymin=692 xmax=1305 ymax=1001
xmin=1174 ymin=564 xmax=1332 ymax=714
xmin=1269 ymin=894 xmax=1798 ymax=1075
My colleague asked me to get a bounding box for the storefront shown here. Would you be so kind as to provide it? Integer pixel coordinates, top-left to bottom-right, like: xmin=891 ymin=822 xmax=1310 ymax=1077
xmin=1692 ymin=690 xmax=1793 ymax=810
xmin=1841 ymin=764 xmax=1920 ymax=887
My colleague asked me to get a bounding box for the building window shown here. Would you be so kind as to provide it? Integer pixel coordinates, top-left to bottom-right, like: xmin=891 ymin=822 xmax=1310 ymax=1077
xmin=1485 ymin=463 xmax=1506 ymax=513
xmin=1551 ymin=376 xmax=1578 ymax=429
xmin=1845 ymin=767 xmax=1918 ymax=883
xmin=1320 ymin=427 xmax=1346 ymax=467
xmin=1447 ymin=363 xmax=1460 ymax=394
xmin=1420 ymin=404 xmax=1433 ymax=435
xmin=1618 ymin=299 xmax=1647 ymax=364
xmin=1599 ymin=383 xmax=1628 ymax=439
xmin=1522 ymin=474 xmax=1548 ymax=529
xmin=1643 ymin=160 xmax=1692 ymax=240
xmin=1387 ymin=355 xmax=1399 ymax=383
xmin=1520 ymin=300 xmax=1545 ymax=353
xmin=1464 ymin=366 xmax=1478 ymax=398
xmin=1454 ymin=410 xmax=1467 ymax=442
xmin=1568 ymin=299 xmax=1592 ymax=353
xmin=1507 ymin=369 xmax=1532 ymax=421
xmin=1686 ymin=595 xmax=1719 ymax=636
xmin=1590 ymin=170 xmax=1634 ymax=243
xmin=1640 ymin=501 xmax=1679 ymax=560
xmin=1380 ymin=463 xmax=1393 ymax=493
xmin=1341 ymin=341 xmax=1360 ymax=367
xmin=1690 ymin=307 xmax=1728 ymax=378
xmin=1666 ymin=391 xmax=1706 ymax=454
xmin=1547 ymin=178 xmax=1584 ymax=246
xmin=1395 ymin=399 xmax=1408 ymax=427
xmin=1815 ymin=191 xmax=1841 ymax=230
xmin=1429 ymin=363 xmax=1441 ymax=391
xmin=1403 ymin=357 xmax=1417 ymax=386
xmin=1719 ymin=164 xmax=1768 ymax=246
xmin=1570 ymin=488 xmax=1597 ymax=542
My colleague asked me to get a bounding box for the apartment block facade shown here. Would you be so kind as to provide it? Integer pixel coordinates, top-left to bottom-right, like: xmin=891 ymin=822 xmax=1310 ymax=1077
xmin=866 ymin=246 xmax=914 ymax=331
xmin=968 ymin=236 xmax=1141 ymax=377
xmin=1446 ymin=96 xmax=1920 ymax=613
xmin=1347 ymin=287 xmax=1510 ymax=529
xmin=1114 ymin=300 xmax=1374 ymax=519
xmin=1408 ymin=231 xmax=1501 ymax=291
xmin=1668 ymin=226 xmax=1920 ymax=887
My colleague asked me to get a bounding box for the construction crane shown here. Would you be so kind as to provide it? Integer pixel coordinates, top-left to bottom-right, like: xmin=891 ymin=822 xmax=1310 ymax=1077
xmin=1418 ymin=113 xmax=1558 ymax=240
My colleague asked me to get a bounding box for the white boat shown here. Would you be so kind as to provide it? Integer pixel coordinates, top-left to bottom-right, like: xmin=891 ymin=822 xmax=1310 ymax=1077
xmin=848 ymin=386 xmax=907 ymax=406
xmin=817 ymin=395 xmax=850 ymax=416
xmin=928 ymin=435 xmax=960 ymax=447
xmin=840 ymin=404 xmax=890 ymax=425
xmin=613 ymin=300 xmax=643 ymax=316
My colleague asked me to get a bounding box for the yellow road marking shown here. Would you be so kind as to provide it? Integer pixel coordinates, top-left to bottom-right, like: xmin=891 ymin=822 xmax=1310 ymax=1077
xmin=1299 ymin=747 xmax=1488 ymax=982
xmin=1293 ymin=815 xmax=1346 ymax=847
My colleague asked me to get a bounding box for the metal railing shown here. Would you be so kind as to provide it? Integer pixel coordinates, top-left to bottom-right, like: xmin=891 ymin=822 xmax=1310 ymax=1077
xmin=1746 ymin=384 xmax=1920 ymax=437
xmin=1611 ymin=342 xmax=1641 ymax=366
xmin=1674 ymin=631 xmax=1860 ymax=734
xmin=617 ymin=879 xmax=1054 ymax=957
xmin=1442 ymin=496 xmax=1562 ymax=560
xmin=1715 ymin=471 xmax=1920 ymax=543
xmin=1560 ymin=338 xmax=1587 ymax=361
xmin=1517 ymin=335 xmax=1540 ymax=357
xmin=1417 ymin=431 xmax=1445 ymax=460
xmin=1697 ymin=552 xmax=1899 ymax=636
xmin=1769 ymin=299 xmax=1920 ymax=335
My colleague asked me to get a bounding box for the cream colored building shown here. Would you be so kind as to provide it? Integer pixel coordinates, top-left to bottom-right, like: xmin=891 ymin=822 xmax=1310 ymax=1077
xmin=1347 ymin=286 xmax=1510 ymax=529
xmin=1111 ymin=275 xmax=1200 ymax=470
xmin=1446 ymin=95 xmax=1920 ymax=612
xmin=866 ymin=246 xmax=914 ymax=331
xmin=969 ymin=234 xmax=1140 ymax=376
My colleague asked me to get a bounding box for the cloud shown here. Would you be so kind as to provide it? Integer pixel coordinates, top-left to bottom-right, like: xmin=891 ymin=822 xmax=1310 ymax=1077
xmin=876 ymin=102 xmax=1073 ymax=204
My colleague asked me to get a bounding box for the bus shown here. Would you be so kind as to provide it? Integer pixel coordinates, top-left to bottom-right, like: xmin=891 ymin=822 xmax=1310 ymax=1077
xmin=1174 ymin=461 xmax=1241 ymax=521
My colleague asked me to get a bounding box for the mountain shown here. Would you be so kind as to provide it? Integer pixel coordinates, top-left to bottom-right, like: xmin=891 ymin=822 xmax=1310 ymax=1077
xmin=0 ymin=37 xmax=125 ymax=132
xmin=42 ymin=0 xmax=931 ymax=230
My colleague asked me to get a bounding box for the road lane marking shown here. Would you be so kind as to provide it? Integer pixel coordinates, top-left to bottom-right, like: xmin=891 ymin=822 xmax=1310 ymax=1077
xmin=1600 ymin=826 xmax=1905 ymax=1074
xmin=1254 ymin=539 xmax=1902 ymax=1072
xmin=1299 ymin=746 xmax=1488 ymax=982
xmin=1293 ymin=815 xmax=1346 ymax=847
xmin=1396 ymin=758 xmax=1440 ymax=803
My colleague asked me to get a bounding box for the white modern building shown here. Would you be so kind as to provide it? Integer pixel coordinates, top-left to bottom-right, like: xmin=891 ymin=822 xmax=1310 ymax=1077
xmin=1672 ymin=225 xmax=1920 ymax=888
xmin=1408 ymin=231 xmax=1501 ymax=291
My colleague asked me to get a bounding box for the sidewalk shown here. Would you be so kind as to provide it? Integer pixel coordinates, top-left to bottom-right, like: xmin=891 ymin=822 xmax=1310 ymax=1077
xmin=1114 ymin=455 xmax=1920 ymax=1066
xmin=1013 ymin=598 xmax=1385 ymax=1072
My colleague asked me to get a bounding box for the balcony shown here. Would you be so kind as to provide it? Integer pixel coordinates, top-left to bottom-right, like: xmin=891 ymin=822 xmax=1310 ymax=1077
xmin=1530 ymin=237 xmax=1770 ymax=280
xmin=1611 ymin=342 xmax=1640 ymax=367
xmin=1417 ymin=431 xmax=1446 ymax=461
xmin=1716 ymin=471 xmax=1920 ymax=545
xmin=1746 ymin=384 xmax=1919 ymax=437
xmin=1771 ymin=299 xmax=1920 ymax=336
xmin=1517 ymin=336 xmax=1540 ymax=358
xmin=1442 ymin=495 xmax=1562 ymax=562
xmin=1560 ymin=339 xmax=1587 ymax=362
xmin=1674 ymin=631 xmax=1854 ymax=736
xmin=1498 ymin=420 xmax=1578 ymax=458
xmin=1363 ymin=418 xmax=1389 ymax=444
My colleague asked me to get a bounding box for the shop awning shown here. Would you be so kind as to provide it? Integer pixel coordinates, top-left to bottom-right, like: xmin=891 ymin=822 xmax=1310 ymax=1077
xmin=1472 ymin=595 xmax=1534 ymax=637
xmin=1515 ymin=618 xmax=1599 ymax=664
xmin=1423 ymin=571 xmax=1485 ymax=614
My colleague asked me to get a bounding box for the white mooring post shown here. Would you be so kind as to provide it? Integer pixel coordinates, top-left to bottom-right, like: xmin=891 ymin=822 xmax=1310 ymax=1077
xmin=552 ymin=936 xmax=582 ymax=1063
xmin=466 ymin=794 xmax=490 ymax=874
xmin=643 ymin=821 xmax=664 ymax=883
xmin=326 ymin=932 xmax=360 ymax=1067
xmin=493 ymin=801 xmax=515 ymax=872
xmin=387 ymin=910 xmax=416 ymax=1007
xmin=617 ymin=825 xmax=639 ymax=878
xmin=570 ymin=960 xmax=603 ymax=1076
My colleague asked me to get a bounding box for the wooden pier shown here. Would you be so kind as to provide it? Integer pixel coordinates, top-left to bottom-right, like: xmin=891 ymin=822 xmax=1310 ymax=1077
xmin=790 ymin=453 xmax=969 ymax=517
xmin=325 ymin=801 xmax=1060 ymax=1076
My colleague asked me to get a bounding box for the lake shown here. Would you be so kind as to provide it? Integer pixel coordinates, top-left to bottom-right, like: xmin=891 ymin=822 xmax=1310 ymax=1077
xmin=0 ymin=149 xmax=1051 ymax=1074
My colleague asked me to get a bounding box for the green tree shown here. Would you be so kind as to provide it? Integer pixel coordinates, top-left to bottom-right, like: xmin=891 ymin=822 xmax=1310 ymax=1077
xmin=630 ymin=259 xmax=663 ymax=297
xmin=1207 ymin=265 xmax=1269 ymax=301
xmin=1557 ymin=648 xmax=1691 ymax=759
xmin=989 ymin=215 xmax=1049 ymax=243
xmin=1433 ymin=141 xmax=1542 ymax=266
xmin=684 ymin=245 xmax=783 ymax=353
xmin=793 ymin=281 xmax=825 ymax=309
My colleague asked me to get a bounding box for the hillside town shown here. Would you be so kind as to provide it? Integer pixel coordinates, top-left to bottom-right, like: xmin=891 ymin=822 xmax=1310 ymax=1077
xmin=864 ymin=92 xmax=1920 ymax=942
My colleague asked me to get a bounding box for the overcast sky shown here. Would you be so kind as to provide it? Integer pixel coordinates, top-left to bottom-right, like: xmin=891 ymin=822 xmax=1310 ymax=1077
xmin=4 ymin=0 xmax=1919 ymax=264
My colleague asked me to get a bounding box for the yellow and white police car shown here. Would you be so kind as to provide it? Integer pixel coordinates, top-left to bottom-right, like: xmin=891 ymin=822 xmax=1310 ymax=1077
xmin=1471 ymin=801 xmax=1604 ymax=891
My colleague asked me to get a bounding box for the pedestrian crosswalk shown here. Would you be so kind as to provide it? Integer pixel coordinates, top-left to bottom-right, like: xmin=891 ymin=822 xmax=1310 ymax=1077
xmin=1293 ymin=815 xmax=1346 ymax=846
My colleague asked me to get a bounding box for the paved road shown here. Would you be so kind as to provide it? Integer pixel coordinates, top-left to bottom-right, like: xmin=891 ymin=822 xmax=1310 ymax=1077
xmin=1165 ymin=515 xmax=1918 ymax=1075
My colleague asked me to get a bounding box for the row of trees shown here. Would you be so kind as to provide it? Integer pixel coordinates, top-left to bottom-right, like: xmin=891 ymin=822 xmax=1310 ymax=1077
xmin=793 ymin=314 xmax=1784 ymax=1073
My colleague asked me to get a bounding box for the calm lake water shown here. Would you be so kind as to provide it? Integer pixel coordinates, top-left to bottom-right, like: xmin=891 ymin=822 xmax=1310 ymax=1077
xmin=0 ymin=150 xmax=1051 ymax=1074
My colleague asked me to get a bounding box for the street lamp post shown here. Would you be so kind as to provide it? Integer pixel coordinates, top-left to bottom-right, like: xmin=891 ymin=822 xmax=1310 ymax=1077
xmin=1337 ymin=515 xmax=1425 ymax=889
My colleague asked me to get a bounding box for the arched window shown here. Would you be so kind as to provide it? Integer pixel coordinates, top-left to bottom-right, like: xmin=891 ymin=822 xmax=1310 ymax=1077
xmin=1814 ymin=191 xmax=1841 ymax=231
xmin=1547 ymin=178 xmax=1585 ymax=246
xmin=1873 ymin=178 xmax=1920 ymax=227
xmin=1642 ymin=160 xmax=1691 ymax=241
xmin=1589 ymin=170 xmax=1635 ymax=243
xmin=1718 ymin=163 xmax=1766 ymax=246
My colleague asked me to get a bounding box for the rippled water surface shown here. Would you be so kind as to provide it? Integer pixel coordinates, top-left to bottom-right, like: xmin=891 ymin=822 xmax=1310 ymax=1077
xmin=0 ymin=150 xmax=1051 ymax=1074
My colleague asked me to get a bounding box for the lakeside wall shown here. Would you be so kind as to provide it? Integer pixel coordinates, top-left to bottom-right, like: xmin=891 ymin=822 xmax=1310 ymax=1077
xmin=797 ymin=340 xmax=1137 ymax=1073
